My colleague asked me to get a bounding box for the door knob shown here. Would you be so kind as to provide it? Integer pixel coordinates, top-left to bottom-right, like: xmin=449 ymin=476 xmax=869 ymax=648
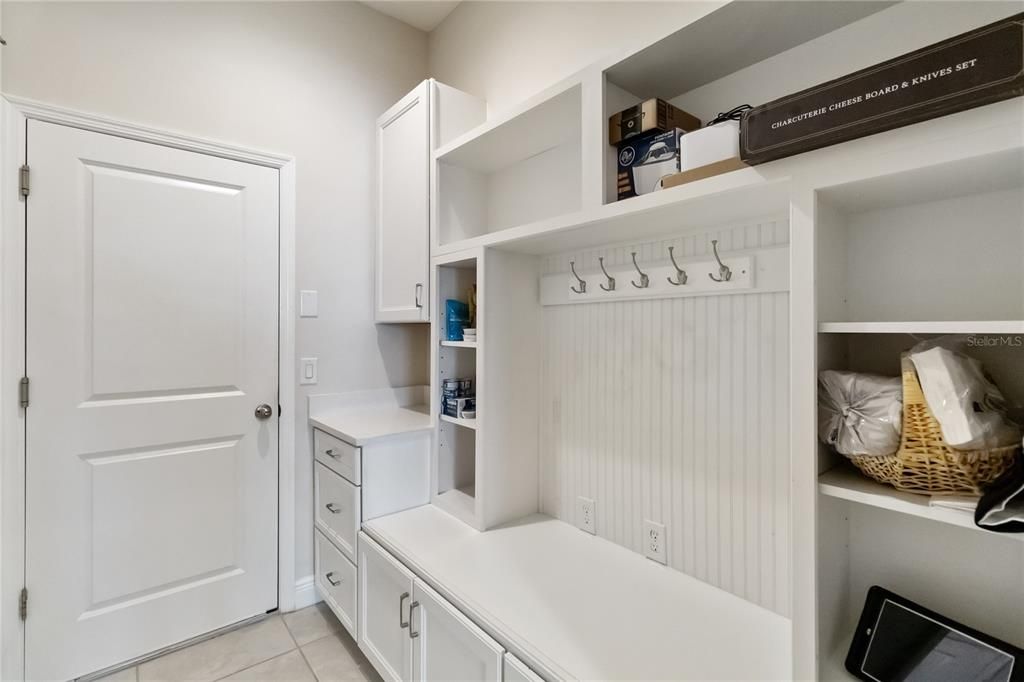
xmin=254 ymin=404 xmax=274 ymax=420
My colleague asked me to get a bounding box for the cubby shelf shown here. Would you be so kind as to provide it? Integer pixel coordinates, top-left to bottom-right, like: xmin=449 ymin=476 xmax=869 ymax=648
xmin=436 ymin=168 xmax=786 ymax=256
xmin=819 ymin=466 xmax=1022 ymax=540
xmin=818 ymin=321 xmax=1024 ymax=334
xmin=440 ymin=414 xmax=478 ymax=430
xmin=440 ymin=340 xmax=478 ymax=348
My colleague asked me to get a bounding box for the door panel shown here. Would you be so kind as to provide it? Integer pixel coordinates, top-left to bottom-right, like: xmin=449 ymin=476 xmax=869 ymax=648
xmin=376 ymin=81 xmax=429 ymax=323
xmin=412 ymin=579 xmax=503 ymax=682
xmin=358 ymin=532 xmax=415 ymax=682
xmin=25 ymin=120 xmax=279 ymax=681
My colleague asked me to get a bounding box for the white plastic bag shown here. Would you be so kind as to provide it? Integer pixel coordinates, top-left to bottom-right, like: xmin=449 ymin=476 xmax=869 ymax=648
xmin=909 ymin=339 xmax=1020 ymax=450
xmin=818 ymin=370 xmax=903 ymax=457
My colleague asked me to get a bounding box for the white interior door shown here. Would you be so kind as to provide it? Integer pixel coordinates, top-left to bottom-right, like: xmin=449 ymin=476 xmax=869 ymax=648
xmin=411 ymin=579 xmax=503 ymax=682
xmin=24 ymin=120 xmax=280 ymax=681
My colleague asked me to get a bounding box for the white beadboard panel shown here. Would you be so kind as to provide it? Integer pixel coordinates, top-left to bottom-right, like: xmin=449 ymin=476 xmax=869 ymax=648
xmin=539 ymin=219 xmax=791 ymax=616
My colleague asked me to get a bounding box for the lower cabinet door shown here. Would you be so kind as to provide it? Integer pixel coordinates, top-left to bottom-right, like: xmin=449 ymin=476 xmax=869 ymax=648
xmin=411 ymin=579 xmax=503 ymax=682
xmin=358 ymin=532 xmax=415 ymax=682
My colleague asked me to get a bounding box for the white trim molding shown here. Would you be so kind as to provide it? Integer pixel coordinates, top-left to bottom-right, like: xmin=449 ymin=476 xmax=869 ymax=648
xmin=293 ymin=575 xmax=321 ymax=611
xmin=0 ymin=96 xmax=298 ymax=680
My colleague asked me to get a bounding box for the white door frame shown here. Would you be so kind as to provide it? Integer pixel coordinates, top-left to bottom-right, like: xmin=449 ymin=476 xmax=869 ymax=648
xmin=0 ymin=96 xmax=298 ymax=681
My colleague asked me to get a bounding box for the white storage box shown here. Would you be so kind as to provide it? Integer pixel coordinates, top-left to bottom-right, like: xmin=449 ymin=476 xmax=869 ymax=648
xmin=680 ymin=120 xmax=740 ymax=172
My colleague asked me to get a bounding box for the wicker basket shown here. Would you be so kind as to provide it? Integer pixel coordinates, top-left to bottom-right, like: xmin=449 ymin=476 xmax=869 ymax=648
xmin=849 ymin=356 xmax=1021 ymax=495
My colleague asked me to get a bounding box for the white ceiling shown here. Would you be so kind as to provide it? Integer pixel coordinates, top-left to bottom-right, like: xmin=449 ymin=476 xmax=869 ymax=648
xmin=362 ymin=1 xmax=461 ymax=32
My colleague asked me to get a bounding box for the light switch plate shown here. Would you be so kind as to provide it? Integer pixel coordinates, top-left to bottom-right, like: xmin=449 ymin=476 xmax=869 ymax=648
xmin=299 ymin=290 xmax=318 ymax=317
xmin=300 ymin=357 xmax=318 ymax=385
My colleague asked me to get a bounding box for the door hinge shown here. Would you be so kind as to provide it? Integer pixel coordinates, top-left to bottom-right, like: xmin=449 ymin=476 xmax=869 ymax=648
xmin=19 ymin=377 xmax=29 ymax=408
xmin=19 ymin=588 xmax=27 ymax=621
xmin=19 ymin=164 xmax=29 ymax=198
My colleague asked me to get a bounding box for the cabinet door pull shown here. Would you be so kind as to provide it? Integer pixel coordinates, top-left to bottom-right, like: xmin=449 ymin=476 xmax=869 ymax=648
xmin=325 ymin=503 xmax=342 ymax=514
xmin=325 ymin=571 xmax=342 ymax=587
xmin=324 ymin=448 xmax=341 ymax=459
xmin=399 ymin=591 xmax=410 ymax=628
xmin=414 ymin=283 xmax=423 ymax=308
xmin=409 ymin=601 xmax=421 ymax=638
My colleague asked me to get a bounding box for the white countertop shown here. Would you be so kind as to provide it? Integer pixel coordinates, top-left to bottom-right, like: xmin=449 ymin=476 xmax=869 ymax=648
xmin=365 ymin=505 xmax=792 ymax=681
xmin=309 ymin=404 xmax=432 ymax=446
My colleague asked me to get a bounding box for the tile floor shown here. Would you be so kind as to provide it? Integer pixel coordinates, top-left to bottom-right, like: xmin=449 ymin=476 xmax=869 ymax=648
xmin=96 ymin=604 xmax=382 ymax=682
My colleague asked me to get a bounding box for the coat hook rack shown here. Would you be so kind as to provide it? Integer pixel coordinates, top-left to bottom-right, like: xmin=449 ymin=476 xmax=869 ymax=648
xmin=630 ymin=252 xmax=649 ymax=289
xmin=666 ymin=246 xmax=687 ymax=286
xmin=708 ymin=240 xmax=732 ymax=282
xmin=570 ymin=260 xmax=587 ymax=294
xmin=598 ymin=257 xmax=616 ymax=291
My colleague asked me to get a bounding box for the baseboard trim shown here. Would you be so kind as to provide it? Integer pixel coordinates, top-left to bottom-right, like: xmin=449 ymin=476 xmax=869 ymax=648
xmin=293 ymin=575 xmax=320 ymax=610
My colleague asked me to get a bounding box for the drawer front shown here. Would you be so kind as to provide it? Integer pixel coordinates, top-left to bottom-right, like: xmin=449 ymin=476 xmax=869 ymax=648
xmin=314 ymin=428 xmax=361 ymax=484
xmin=315 ymin=461 xmax=361 ymax=563
xmin=315 ymin=528 xmax=358 ymax=639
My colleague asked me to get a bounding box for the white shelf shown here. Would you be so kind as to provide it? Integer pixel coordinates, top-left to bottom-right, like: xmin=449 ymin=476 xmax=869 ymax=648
xmin=440 ymin=340 xmax=477 ymax=348
xmin=433 ymin=486 xmax=476 ymax=527
xmin=440 ymin=414 xmax=478 ymax=430
xmin=818 ymin=320 xmax=1024 ymax=334
xmin=819 ymin=466 xmax=1021 ymax=539
xmin=436 ymin=169 xmax=787 ymax=256
xmin=434 ymin=80 xmax=581 ymax=173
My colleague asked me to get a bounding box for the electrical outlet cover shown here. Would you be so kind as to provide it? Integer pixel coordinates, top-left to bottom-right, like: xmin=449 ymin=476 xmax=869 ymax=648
xmin=644 ymin=520 xmax=667 ymax=564
xmin=576 ymin=496 xmax=596 ymax=535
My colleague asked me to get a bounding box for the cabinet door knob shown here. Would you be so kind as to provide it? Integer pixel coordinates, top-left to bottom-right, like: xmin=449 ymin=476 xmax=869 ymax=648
xmin=325 ymin=571 xmax=342 ymax=587
xmin=325 ymin=503 xmax=342 ymax=514
xmin=399 ymin=592 xmax=410 ymax=628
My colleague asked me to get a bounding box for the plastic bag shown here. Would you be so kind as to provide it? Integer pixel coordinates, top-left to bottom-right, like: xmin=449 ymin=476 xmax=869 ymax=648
xmin=909 ymin=338 xmax=1021 ymax=450
xmin=818 ymin=370 xmax=903 ymax=457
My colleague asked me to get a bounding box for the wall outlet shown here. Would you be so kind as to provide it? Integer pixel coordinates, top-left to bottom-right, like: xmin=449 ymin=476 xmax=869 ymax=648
xmin=644 ymin=520 xmax=667 ymax=564
xmin=576 ymin=497 xmax=596 ymax=535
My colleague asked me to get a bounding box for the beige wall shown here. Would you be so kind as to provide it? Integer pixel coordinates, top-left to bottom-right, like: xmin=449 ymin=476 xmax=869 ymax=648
xmin=428 ymin=1 xmax=715 ymax=114
xmin=2 ymin=1 xmax=429 ymax=582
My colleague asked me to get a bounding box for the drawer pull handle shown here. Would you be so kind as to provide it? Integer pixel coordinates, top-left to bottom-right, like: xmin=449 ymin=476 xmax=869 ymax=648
xmin=399 ymin=592 xmax=410 ymax=628
xmin=409 ymin=601 xmax=421 ymax=638
xmin=325 ymin=449 xmax=342 ymax=459
xmin=326 ymin=571 xmax=342 ymax=587
xmin=325 ymin=503 xmax=342 ymax=514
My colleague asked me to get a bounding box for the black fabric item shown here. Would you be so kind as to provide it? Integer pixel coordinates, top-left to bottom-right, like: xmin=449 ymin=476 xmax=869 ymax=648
xmin=975 ymin=455 xmax=1024 ymax=533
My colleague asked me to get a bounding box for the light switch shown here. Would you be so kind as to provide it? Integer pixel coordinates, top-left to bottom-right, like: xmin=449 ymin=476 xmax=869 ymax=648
xmin=299 ymin=290 xmax=318 ymax=317
xmin=300 ymin=357 xmax=318 ymax=385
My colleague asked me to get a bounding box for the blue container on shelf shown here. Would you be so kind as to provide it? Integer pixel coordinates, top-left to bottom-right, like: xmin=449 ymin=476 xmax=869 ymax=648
xmin=445 ymin=299 xmax=469 ymax=341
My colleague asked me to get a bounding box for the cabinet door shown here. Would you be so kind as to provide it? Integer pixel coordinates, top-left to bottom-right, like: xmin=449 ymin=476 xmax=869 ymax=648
xmin=411 ymin=579 xmax=503 ymax=682
xmin=503 ymin=653 xmax=544 ymax=682
xmin=358 ymin=533 xmax=415 ymax=682
xmin=376 ymin=80 xmax=430 ymax=323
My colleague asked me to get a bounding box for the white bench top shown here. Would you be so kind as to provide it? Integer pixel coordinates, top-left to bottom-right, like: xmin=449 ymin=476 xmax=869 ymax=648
xmin=364 ymin=505 xmax=792 ymax=681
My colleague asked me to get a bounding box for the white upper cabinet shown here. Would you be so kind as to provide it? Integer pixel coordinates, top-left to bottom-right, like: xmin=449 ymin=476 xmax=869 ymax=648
xmin=376 ymin=80 xmax=484 ymax=323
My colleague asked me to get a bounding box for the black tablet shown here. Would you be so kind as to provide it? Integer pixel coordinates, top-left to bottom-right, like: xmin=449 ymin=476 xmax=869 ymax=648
xmin=845 ymin=586 xmax=1023 ymax=682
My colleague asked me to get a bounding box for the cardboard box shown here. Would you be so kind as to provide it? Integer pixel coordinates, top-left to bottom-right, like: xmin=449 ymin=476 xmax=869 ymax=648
xmin=609 ymin=98 xmax=700 ymax=145
xmin=741 ymin=12 xmax=1024 ymax=165
xmin=616 ymin=129 xmax=682 ymax=201
xmin=661 ymin=157 xmax=748 ymax=190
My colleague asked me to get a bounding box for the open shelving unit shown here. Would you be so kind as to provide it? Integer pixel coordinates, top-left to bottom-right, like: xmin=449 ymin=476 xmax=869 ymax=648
xmin=814 ymin=145 xmax=1024 ymax=676
xmin=420 ymin=1 xmax=1024 ymax=678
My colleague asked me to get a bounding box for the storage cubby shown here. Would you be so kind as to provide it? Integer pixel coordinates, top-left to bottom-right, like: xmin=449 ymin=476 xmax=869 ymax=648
xmin=814 ymin=149 xmax=1024 ymax=678
xmin=434 ymin=84 xmax=582 ymax=248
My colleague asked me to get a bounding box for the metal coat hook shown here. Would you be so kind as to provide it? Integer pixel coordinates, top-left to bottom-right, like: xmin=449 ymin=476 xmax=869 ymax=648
xmin=598 ymin=257 xmax=616 ymax=291
xmin=708 ymin=240 xmax=732 ymax=282
xmin=570 ymin=261 xmax=587 ymax=294
xmin=666 ymin=246 xmax=687 ymax=286
xmin=630 ymin=252 xmax=649 ymax=289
